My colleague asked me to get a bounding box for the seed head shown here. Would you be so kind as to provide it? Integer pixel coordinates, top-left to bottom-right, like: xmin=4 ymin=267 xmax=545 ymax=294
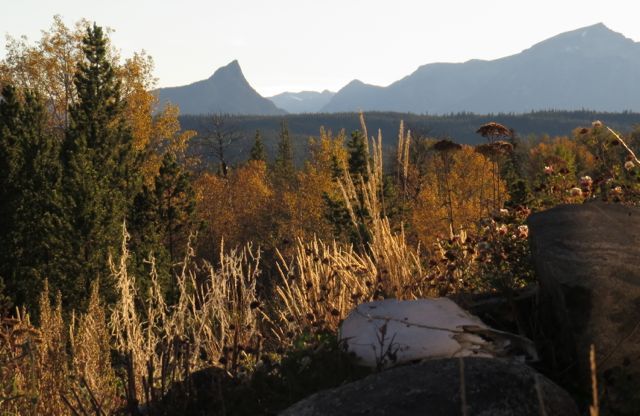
xmin=580 ymin=176 xmax=593 ymax=188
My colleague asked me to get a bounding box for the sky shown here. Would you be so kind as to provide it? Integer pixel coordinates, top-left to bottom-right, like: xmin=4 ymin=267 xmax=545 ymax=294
xmin=2 ymin=0 xmax=640 ymax=97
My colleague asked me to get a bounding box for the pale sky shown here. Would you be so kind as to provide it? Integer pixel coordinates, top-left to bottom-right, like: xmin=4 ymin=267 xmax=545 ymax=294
xmin=2 ymin=0 xmax=640 ymax=96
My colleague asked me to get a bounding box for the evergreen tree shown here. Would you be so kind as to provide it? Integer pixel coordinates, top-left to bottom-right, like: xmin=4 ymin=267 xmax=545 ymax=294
xmin=322 ymin=153 xmax=351 ymax=240
xmin=0 ymin=86 xmax=21 ymax=214
xmin=0 ymin=86 xmax=65 ymax=309
xmin=322 ymin=192 xmax=352 ymax=240
xmin=347 ymin=130 xmax=368 ymax=180
xmin=273 ymin=120 xmax=294 ymax=183
xmin=249 ymin=129 xmax=266 ymax=162
xmin=61 ymin=24 xmax=140 ymax=305
xmin=0 ymin=86 xmax=28 ymax=308
xmin=129 ymin=182 xmax=167 ymax=293
xmin=502 ymin=131 xmax=531 ymax=208
xmin=129 ymin=151 xmax=196 ymax=299
xmin=154 ymin=152 xmax=196 ymax=263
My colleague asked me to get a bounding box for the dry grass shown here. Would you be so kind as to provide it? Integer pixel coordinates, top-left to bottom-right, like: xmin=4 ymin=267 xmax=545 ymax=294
xmin=0 ymin=310 xmax=42 ymax=414
xmin=0 ymin=118 xmax=533 ymax=414
xmin=109 ymin=228 xmax=263 ymax=408
xmin=0 ymin=282 xmax=119 ymax=415
xmin=272 ymin=119 xmax=433 ymax=341
xmin=271 ymin=237 xmax=374 ymax=342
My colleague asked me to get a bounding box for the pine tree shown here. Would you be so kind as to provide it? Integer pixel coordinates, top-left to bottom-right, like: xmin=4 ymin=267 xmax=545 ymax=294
xmin=273 ymin=120 xmax=294 ymax=183
xmin=129 ymin=151 xmax=196 ymax=299
xmin=61 ymin=24 xmax=140 ymax=305
xmin=502 ymin=131 xmax=531 ymax=208
xmin=0 ymin=86 xmax=21 ymax=210
xmin=0 ymin=85 xmax=26 ymax=308
xmin=0 ymin=86 xmax=65 ymax=309
xmin=249 ymin=129 xmax=266 ymax=162
xmin=154 ymin=152 xmax=196 ymax=263
xmin=347 ymin=130 xmax=368 ymax=180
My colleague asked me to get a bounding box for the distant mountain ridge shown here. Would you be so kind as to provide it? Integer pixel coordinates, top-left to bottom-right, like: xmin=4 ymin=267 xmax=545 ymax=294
xmin=322 ymin=23 xmax=640 ymax=113
xmin=157 ymin=23 xmax=640 ymax=115
xmin=155 ymin=60 xmax=285 ymax=115
xmin=268 ymin=90 xmax=335 ymax=113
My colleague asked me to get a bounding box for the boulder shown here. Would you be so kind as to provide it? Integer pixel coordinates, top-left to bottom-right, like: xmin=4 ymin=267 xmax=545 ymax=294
xmin=280 ymin=357 xmax=579 ymax=416
xmin=339 ymin=298 xmax=537 ymax=368
xmin=528 ymin=202 xmax=640 ymax=409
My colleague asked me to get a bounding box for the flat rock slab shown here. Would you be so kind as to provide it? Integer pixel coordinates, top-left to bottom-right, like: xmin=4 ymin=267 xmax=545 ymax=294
xmin=339 ymin=298 xmax=493 ymax=368
xmin=280 ymin=357 xmax=578 ymax=416
xmin=528 ymin=202 xmax=640 ymax=409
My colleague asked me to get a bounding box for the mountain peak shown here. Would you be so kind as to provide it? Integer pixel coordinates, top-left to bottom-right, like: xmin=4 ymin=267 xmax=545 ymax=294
xmin=566 ymin=22 xmax=622 ymax=39
xmin=525 ymin=23 xmax=636 ymax=56
xmin=583 ymin=22 xmax=608 ymax=30
xmin=209 ymin=59 xmax=244 ymax=80
xmin=156 ymin=59 xmax=285 ymax=115
xmin=341 ymin=79 xmax=370 ymax=90
xmin=323 ymin=23 xmax=640 ymax=114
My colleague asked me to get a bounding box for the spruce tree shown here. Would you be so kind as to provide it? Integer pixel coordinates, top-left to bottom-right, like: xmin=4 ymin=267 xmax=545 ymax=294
xmin=347 ymin=130 xmax=368 ymax=180
xmin=0 ymin=86 xmax=21 ymax=217
xmin=61 ymin=24 xmax=140 ymax=305
xmin=154 ymin=152 xmax=196 ymax=263
xmin=0 ymin=86 xmax=26 ymax=308
xmin=273 ymin=120 xmax=294 ymax=184
xmin=249 ymin=129 xmax=266 ymax=162
xmin=0 ymin=86 xmax=65 ymax=309
xmin=129 ymin=151 xmax=196 ymax=300
xmin=502 ymin=132 xmax=531 ymax=208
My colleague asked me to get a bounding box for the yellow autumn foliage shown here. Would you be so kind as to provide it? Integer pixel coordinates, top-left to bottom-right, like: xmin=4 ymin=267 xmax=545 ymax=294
xmin=195 ymin=160 xmax=273 ymax=255
xmin=280 ymin=129 xmax=349 ymax=242
xmin=411 ymin=145 xmax=507 ymax=245
xmin=0 ymin=16 xmax=196 ymax=185
xmin=528 ymin=135 xmax=597 ymax=178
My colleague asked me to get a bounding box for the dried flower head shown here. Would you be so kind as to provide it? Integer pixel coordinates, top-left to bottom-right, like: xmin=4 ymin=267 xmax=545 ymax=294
xmin=517 ymin=225 xmax=529 ymax=239
xmin=475 ymin=141 xmax=513 ymax=157
xmin=514 ymin=205 xmax=531 ymax=218
xmin=625 ymin=161 xmax=635 ymax=171
xmin=580 ymin=176 xmax=593 ymax=188
xmin=592 ymin=120 xmax=603 ymax=128
xmin=569 ymin=187 xmax=583 ymax=197
xmin=492 ymin=140 xmax=514 ymax=155
xmin=476 ymin=122 xmax=513 ymax=139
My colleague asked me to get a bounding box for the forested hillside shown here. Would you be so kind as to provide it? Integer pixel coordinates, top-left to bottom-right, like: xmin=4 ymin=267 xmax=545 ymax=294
xmin=180 ymin=110 xmax=640 ymax=165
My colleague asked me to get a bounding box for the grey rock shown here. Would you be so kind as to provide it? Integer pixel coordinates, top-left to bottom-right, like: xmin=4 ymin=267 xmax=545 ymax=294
xmin=528 ymin=202 xmax=640 ymax=410
xmin=280 ymin=357 xmax=578 ymax=416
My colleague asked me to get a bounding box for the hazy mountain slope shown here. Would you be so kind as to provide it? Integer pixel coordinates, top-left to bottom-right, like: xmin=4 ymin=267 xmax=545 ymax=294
xmin=322 ymin=23 xmax=640 ymax=113
xmin=155 ymin=60 xmax=286 ymax=115
xmin=268 ymin=90 xmax=335 ymax=113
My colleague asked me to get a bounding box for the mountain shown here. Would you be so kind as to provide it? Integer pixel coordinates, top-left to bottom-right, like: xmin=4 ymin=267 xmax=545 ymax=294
xmin=268 ymin=90 xmax=335 ymax=113
xmin=155 ymin=60 xmax=286 ymax=115
xmin=322 ymin=23 xmax=640 ymax=114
